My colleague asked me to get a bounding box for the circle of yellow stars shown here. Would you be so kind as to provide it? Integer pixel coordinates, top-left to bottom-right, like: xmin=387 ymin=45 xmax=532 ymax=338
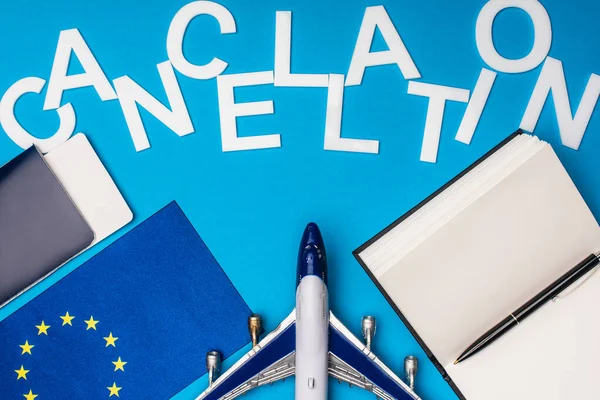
xmin=14 ymin=312 xmax=127 ymax=398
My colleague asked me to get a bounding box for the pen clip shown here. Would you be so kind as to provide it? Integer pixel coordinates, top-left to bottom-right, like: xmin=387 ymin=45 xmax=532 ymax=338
xmin=552 ymin=262 xmax=600 ymax=302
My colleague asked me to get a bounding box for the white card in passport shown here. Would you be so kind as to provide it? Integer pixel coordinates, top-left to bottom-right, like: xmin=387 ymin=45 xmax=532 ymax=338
xmin=44 ymin=133 xmax=133 ymax=244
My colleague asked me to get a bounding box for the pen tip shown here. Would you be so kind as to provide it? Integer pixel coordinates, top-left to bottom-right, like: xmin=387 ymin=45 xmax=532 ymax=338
xmin=454 ymin=360 xmax=459 ymax=365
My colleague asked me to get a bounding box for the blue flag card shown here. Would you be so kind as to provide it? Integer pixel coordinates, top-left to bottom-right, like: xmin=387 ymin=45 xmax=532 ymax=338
xmin=0 ymin=202 xmax=252 ymax=399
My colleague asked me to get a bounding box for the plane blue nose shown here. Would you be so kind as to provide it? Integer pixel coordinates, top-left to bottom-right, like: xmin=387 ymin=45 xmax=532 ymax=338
xmin=296 ymin=222 xmax=328 ymax=287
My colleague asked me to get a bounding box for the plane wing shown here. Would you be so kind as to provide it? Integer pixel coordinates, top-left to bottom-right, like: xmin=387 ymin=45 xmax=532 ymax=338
xmin=197 ymin=310 xmax=420 ymax=400
xmin=329 ymin=312 xmax=421 ymax=400
xmin=196 ymin=310 xmax=296 ymax=400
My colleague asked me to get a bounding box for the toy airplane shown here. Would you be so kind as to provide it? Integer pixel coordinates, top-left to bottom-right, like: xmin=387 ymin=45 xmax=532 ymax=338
xmin=197 ymin=223 xmax=421 ymax=400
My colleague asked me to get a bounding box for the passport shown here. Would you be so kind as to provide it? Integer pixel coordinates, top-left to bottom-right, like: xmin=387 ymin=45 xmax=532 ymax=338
xmin=0 ymin=146 xmax=94 ymax=306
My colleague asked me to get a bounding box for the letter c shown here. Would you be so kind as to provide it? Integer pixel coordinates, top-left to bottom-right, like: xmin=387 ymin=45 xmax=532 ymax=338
xmin=167 ymin=1 xmax=236 ymax=79
xmin=0 ymin=77 xmax=75 ymax=153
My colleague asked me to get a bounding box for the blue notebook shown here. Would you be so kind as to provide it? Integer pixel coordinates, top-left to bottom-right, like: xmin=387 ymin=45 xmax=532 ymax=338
xmin=0 ymin=202 xmax=252 ymax=399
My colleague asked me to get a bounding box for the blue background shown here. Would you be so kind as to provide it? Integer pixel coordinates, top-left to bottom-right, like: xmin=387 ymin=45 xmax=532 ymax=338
xmin=1 ymin=1 xmax=599 ymax=399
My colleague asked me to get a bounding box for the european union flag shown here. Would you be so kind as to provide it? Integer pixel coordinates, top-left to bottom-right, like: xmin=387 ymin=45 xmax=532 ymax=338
xmin=0 ymin=202 xmax=252 ymax=399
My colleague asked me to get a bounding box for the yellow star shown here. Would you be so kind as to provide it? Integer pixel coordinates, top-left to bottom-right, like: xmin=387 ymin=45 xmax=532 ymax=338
xmin=107 ymin=382 xmax=122 ymax=397
xmin=23 ymin=390 xmax=38 ymax=400
xmin=15 ymin=365 xmax=29 ymax=380
xmin=104 ymin=332 xmax=118 ymax=347
xmin=35 ymin=321 xmax=50 ymax=335
xmin=19 ymin=341 xmax=34 ymax=355
xmin=84 ymin=316 xmax=99 ymax=331
xmin=60 ymin=312 xmax=75 ymax=326
xmin=112 ymin=357 xmax=127 ymax=372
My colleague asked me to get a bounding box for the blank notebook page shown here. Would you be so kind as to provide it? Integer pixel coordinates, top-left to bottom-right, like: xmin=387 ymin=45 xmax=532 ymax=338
xmin=358 ymin=134 xmax=600 ymax=399
xmin=445 ymin=270 xmax=600 ymax=399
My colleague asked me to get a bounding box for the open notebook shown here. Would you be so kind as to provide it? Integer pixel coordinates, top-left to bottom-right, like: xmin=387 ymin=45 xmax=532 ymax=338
xmin=354 ymin=131 xmax=600 ymax=400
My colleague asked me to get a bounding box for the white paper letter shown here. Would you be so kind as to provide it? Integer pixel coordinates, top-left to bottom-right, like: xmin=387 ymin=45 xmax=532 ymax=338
xmin=44 ymin=28 xmax=117 ymax=110
xmin=167 ymin=1 xmax=236 ymax=79
xmin=456 ymin=69 xmax=497 ymax=144
xmin=520 ymin=57 xmax=600 ymax=150
xmin=1 ymin=77 xmax=75 ymax=153
xmin=476 ymin=0 xmax=552 ymax=73
xmin=407 ymin=81 xmax=470 ymax=163
xmin=274 ymin=11 xmax=328 ymax=87
xmin=113 ymin=61 xmax=194 ymax=152
xmin=346 ymin=5 xmax=420 ymax=86
xmin=324 ymin=74 xmax=379 ymax=154
xmin=217 ymin=71 xmax=280 ymax=151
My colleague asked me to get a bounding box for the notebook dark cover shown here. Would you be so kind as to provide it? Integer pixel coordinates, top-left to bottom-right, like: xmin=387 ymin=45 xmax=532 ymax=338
xmin=353 ymin=130 xmax=524 ymax=400
xmin=0 ymin=146 xmax=94 ymax=306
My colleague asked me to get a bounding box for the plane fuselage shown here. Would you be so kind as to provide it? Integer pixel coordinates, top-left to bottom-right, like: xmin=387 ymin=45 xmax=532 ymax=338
xmin=295 ymin=223 xmax=330 ymax=400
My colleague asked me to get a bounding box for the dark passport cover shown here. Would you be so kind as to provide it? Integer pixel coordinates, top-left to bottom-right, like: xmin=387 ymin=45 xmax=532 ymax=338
xmin=0 ymin=146 xmax=94 ymax=306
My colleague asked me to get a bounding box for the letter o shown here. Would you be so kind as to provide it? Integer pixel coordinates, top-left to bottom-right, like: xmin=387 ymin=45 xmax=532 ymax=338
xmin=476 ymin=0 xmax=552 ymax=73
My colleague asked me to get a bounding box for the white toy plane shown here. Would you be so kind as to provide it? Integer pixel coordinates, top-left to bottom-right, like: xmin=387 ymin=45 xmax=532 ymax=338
xmin=197 ymin=223 xmax=421 ymax=400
